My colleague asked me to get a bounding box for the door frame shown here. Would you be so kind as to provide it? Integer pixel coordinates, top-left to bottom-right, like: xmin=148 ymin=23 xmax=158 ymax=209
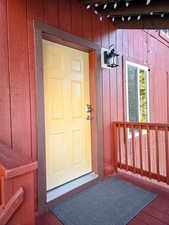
xmin=34 ymin=21 xmax=104 ymax=214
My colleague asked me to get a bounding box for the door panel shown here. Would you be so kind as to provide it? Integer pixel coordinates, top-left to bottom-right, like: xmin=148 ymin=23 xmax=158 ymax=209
xmin=43 ymin=40 xmax=92 ymax=190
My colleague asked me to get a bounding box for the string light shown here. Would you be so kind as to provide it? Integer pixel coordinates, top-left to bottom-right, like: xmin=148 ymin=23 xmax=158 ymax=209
xmin=114 ymin=2 xmax=117 ymax=9
xmin=150 ymin=12 xmax=153 ymax=15
xmin=100 ymin=16 xmax=103 ymax=21
xmin=106 ymin=14 xmax=110 ymax=18
xmin=112 ymin=17 xmax=115 ymax=22
xmin=161 ymin=13 xmax=165 ymax=18
xmin=126 ymin=1 xmax=129 ymax=7
xmin=94 ymin=3 xmax=99 ymax=7
xmin=86 ymin=4 xmax=91 ymax=9
xmin=137 ymin=15 xmax=141 ymax=20
xmin=94 ymin=10 xmax=98 ymax=15
xmin=128 ymin=16 xmax=131 ymax=21
xmin=121 ymin=16 xmax=125 ymax=21
xmin=103 ymin=3 xmax=108 ymax=9
xmin=146 ymin=0 xmax=151 ymax=5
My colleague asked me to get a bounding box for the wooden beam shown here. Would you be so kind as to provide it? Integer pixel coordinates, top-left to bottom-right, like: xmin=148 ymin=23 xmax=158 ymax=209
xmin=113 ymin=16 xmax=169 ymax=29
xmin=102 ymin=1 xmax=169 ymax=16
xmin=0 ymin=187 xmax=24 ymax=225
xmin=117 ymin=163 xmax=167 ymax=183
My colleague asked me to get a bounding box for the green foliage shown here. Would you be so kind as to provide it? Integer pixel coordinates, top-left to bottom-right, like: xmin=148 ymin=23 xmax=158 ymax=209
xmin=139 ymin=69 xmax=148 ymax=122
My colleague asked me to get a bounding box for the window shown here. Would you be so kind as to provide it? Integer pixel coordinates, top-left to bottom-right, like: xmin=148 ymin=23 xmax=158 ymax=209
xmin=126 ymin=61 xmax=149 ymax=124
xmin=160 ymin=30 xmax=169 ymax=41
xmin=160 ymin=29 xmax=169 ymax=38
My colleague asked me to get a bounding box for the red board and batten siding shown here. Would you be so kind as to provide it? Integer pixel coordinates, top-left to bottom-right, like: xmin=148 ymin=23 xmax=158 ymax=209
xmin=0 ymin=0 xmax=117 ymax=176
xmin=0 ymin=0 xmax=169 ymax=196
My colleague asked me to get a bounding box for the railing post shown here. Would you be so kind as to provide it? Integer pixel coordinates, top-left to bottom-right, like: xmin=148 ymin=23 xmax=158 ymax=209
xmin=112 ymin=122 xmax=118 ymax=173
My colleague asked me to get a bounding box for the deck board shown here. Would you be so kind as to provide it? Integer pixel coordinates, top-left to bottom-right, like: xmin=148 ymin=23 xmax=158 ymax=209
xmin=37 ymin=171 xmax=169 ymax=225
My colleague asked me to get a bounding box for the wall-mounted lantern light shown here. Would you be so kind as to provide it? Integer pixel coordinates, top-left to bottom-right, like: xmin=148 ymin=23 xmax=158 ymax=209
xmin=101 ymin=47 xmax=119 ymax=69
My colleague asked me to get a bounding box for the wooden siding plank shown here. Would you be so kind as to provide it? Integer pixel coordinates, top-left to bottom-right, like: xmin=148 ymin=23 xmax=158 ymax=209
xmin=7 ymin=0 xmax=31 ymax=157
xmin=27 ymin=0 xmax=44 ymax=160
xmin=82 ymin=7 xmax=92 ymax=41
xmin=58 ymin=0 xmax=71 ymax=33
xmin=71 ymin=0 xmax=83 ymax=37
xmin=165 ymin=127 xmax=169 ymax=184
xmin=91 ymin=14 xmax=101 ymax=46
xmin=102 ymin=20 xmax=112 ymax=176
xmin=43 ymin=0 xmax=59 ymax=27
xmin=0 ymin=0 xmax=11 ymax=146
xmin=109 ymin=23 xmax=117 ymax=122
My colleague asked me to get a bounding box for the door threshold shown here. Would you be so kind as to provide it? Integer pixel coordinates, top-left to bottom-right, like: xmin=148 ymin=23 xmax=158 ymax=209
xmin=47 ymin=172 xmax=99 ymax=203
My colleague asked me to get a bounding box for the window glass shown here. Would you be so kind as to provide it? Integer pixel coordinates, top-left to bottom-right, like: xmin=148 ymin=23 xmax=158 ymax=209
xmin=127 ymin=62 xmax=149 ymax=123
xmin=128 ymin=65 xmax=139 ymax=122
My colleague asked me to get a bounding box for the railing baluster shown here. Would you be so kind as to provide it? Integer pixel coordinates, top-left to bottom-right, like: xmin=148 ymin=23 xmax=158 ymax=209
xmin=112 ymin=123 xmax=118 ymax=173
xmin=118 ymin=124 xmax=121 ymax=168
xmin=113 ymin=121 xmax=169 ymax=184
xmin=165 ymin=127 xmax=169 ymax=184
xmin=139 ymin=126 xmax=143 ymax=176
xmin=131 ymin=126 xmax=136 ymax=172
xmin=124 ymin=124 xmax=128 ymax=170
xmin=155 ymin=127 xmax=160 ymax=181
xmin=147 ymin=126 xmax=151 ymax=178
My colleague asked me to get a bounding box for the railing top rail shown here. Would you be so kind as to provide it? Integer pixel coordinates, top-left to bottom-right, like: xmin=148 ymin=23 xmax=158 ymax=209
xmin=112 ymin=121 xmax=169 ymax=129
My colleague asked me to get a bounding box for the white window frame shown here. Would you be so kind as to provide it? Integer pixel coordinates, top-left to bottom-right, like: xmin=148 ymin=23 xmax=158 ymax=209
xmin=126 ymin=61 xmax=150 ymax=137
xmin=161 ymin=29 xmax=169 ymax=39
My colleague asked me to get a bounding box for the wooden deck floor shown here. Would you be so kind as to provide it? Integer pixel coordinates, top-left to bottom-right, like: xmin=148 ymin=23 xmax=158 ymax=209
xmin=37 ymin=171 xmax=169 ymax=225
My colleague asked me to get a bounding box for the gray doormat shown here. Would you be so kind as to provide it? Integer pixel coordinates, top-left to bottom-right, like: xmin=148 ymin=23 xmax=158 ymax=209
xmin=50 ymin=177 xmax=157 ymax=225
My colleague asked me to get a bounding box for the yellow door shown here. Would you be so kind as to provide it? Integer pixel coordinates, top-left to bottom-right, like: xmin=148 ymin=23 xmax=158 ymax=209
xmin=43 ymin=40 xmax=92 ymax=190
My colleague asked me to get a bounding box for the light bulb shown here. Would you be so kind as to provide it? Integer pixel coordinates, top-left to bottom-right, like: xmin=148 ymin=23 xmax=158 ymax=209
xmin=114 ymin=2 xmax=117 ymax=9
xmin=137 ymin=15 xmax=141 ymax=20
xmin=103 ymin=3 xmax=108 ymax=9
xmin=128 ymin=16 xmax=131 ymax=21
xmin=86 ymin=4 xmax=91 ymax=9
xmin=146 ymin=0 xmax=151 ymax=5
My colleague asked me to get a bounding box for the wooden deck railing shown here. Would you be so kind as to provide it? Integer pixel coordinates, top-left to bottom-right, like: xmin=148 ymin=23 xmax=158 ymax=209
xmin=0 ymin=187 xmax=24 ymax=225
xmin=112 ymin=121 xmax=169 ymax=184
xmin=0 ymin=143 xmax=38 ymax=225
